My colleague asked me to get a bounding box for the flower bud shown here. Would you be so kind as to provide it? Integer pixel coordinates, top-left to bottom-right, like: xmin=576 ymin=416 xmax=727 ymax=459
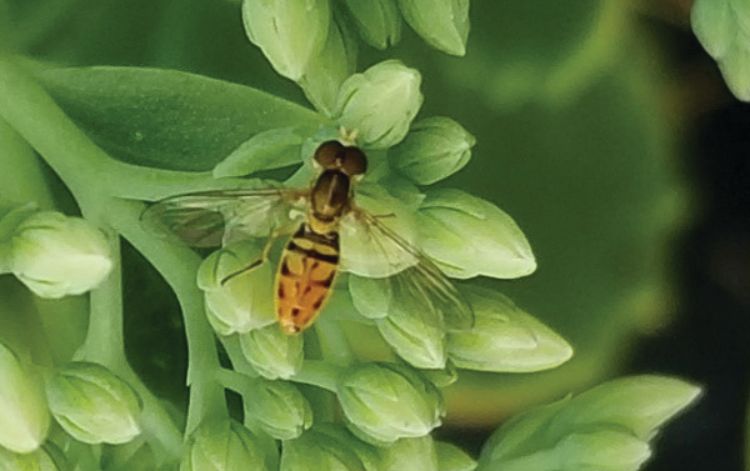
xmin=335 ymin=60 xmax=423 ymax=149
xmin=398 ymin=0 xmax=470 ymax=56
xmin=436 ymin=441 xmax=476 ymax=471
xmin=447 ymin=286 xmax=572 ymax=372
xmin=342 ymin=0 xmax=401 ymax=49
xmin=0 ymin=342 xmax=50 ymax=453
xmin=239 ymin=323 xmax=303 ymax=379
xmin=337 ymin=362 xmax=443 ymax=444
xmin=198 ymin=240 xmax=275 ymax=336
xmin=389 ymin=117 xmax=475 ymax=185
xmin=0 ymin=444 xmax=68 ymax=471
xmin=281 ymin=424 xmax=378 ymax=471
xmin=0 ymin=203 xmax=37 ymax=273
xmin=417 ymin=189 xmax=536 ymax=279
xmin=242 ymin=0 xmax=331 ymax=81
xmin=45 ymin=362 xmax=142 ymax=445
xmin=375 ymin=294 xmax=447 ymax=369
xmin=9 ymin=211 xmax=112 ymax=299
xmin=380 ymin=436 xmax=438 ymax=471
xmin=181 ymin=419 xmax=275 ymax=471
xmin=243 ymin=378 xmax=312 ymax=440
xmin=348 ymin=275 xmax=390 ymax=320
xmin=300 ymin=19 xmax=358 ymax=117
xmin=479 ymin=376 xmax=700 ymax=471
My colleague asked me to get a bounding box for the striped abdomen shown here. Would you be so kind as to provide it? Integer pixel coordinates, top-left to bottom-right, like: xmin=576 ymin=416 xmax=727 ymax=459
xmin=275 ymin=225 xmax=339 ymax=334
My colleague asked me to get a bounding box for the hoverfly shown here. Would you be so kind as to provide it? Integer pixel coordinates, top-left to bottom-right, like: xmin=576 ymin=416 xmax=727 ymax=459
xmin=142 ymin=138 xmax=473 ymax=334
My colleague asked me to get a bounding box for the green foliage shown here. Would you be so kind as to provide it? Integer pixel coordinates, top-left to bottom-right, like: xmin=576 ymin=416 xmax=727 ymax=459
xmin=0 ymin=0 xmax=698 ymax=469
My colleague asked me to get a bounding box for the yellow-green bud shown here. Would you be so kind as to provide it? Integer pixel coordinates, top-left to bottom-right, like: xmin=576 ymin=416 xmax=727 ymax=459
xmin=337 ymin=363 xmax=444 ymax=444
xmin=375 ymin=295 xmax=446 ymax=369
xmin=417 ymin=189 xmax=536 ymax=279
xmin=398 ymin=0 xmax=470 ymax=56
xmin=45 ymin=362 xmax=142 ymax=445
xmin=335 ymin=60 xmax=423 ymax=149
xmin=0 ymin=444 xmax=68 ymax=471
xmin=242 ymin=0 xmax=331 ymax=81
xmin=181 ymin=419 xmax=275 ymax=471
xmin=342 ymin=0 xmax=401 ymax=49
xmin=389 ymin=117 xmax=475 ymax=185
xmin=380 ymin=436 xmax=438 ymax=471
xmin=239 ymin=323 xmax=304 ymax=380
xmin=243 ymin=379 xmax=312 ymax=440
xmin=280 ymin=425 xmax=379 ymax=471
xmin=447 ymin=286 xmax=572 ymax=372
xmin=0 ymin=342 xmax=50 ymax=453
xmin=436 ymin=441 xmax=476 ymax=471
xmin=10 ymin=211 xmax=112 ymax=299
xmin=198 ymin=240 xmax=275 ymax=336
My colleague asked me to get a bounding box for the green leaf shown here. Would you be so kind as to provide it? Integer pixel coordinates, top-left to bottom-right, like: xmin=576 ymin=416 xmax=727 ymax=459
xmin=478 ymin=376 xmax=700 ymax=471
xmin=36 ymin=67 xmax=325 ymax=171
xmin=213 ymin=126 xmax=309 ymax=178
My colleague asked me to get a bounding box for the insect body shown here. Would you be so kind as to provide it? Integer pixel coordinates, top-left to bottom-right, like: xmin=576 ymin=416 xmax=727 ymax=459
xmin=142 ymin=139 xmax=472 ymax=334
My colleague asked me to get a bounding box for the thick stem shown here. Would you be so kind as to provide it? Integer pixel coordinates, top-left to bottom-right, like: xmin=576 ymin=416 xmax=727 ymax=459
xmin=290 ymin=360 xmax=341 ymax=392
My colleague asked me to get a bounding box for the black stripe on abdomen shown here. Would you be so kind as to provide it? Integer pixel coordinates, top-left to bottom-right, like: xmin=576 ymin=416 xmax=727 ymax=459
xmin=287 ymin=240 xmax=339 ymax=264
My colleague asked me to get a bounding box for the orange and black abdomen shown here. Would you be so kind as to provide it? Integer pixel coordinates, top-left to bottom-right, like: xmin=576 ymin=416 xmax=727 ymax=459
xmin=275 ymin=225 xmax=339 ymax=334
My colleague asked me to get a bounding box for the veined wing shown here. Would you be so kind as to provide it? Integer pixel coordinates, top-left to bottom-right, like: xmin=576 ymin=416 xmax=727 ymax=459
xmin=352 ymin=208 xmax=474 ymax=331
xmin=141 ymin=187 xmax=308 ymax=247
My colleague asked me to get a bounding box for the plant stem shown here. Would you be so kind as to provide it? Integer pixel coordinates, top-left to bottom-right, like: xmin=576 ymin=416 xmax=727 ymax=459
xmin=291 ymin=360 xmax=341 ymax=392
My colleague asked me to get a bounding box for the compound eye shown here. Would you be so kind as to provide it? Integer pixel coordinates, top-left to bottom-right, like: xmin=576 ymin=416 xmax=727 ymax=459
xmin=342 ymin=147 xmax=368 ymax=176
xmin=314 ymin=141 xmax=344 ymax=169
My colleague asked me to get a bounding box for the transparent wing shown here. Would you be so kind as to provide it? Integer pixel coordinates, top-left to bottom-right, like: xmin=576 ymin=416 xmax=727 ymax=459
xmin=141 ymin=187 xmax=308 ymax=247
xmin=353 ymin=208 xmax=474 ymax=331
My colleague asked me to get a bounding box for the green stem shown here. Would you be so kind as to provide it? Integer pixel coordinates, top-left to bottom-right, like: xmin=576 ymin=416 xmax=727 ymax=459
xmin=0 ymin=55 xmax=228 ymax=436
xmin=107 ymin=198 xmax=228 ymax=433
xmin=220 ymin=335 xmax=259 ymax=377
xmin=290 ymin=360 xmax=341 ymax=392
xmin=216 ymin=367 xmax=256 ymax=395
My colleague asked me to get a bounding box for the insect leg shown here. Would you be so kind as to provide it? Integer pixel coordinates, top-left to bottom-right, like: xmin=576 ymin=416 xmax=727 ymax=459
xmin=220 ymin=228 xmax=279 ymax=285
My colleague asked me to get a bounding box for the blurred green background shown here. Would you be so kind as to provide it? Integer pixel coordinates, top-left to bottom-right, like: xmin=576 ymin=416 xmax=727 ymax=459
xmin=4 ymin=1 xmax=749 ymax=470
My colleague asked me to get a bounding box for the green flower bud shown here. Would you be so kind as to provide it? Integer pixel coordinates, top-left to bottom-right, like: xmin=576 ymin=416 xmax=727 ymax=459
xmin=300 ymin=19 xmax=358 ymax=117
xmin=349 ymin=274 xmax=390 ymax=319
xmin=45 ymin=362 xmax=142 ymax=445
xmin=341 ymin=183 xmax=419 ymax=278
xmin=436 ymin=441 xmax=476 ymax=471
xmin=417 ymin=189 xmax=536 ymax=279
xmin=0 ymin=342 xmax=50 ymax=453
xmin=242 ymin=0 xmax=331 ymax=81
xmin=337 ymin=362 xmax=444 ymax=444
xmin=380 ymin=436 xmax=438 ymax=471
xmin=213 ymin=127 xmax=308 ymax=178
xmin=0 ymin=203 xmax=37 ymax=273
xmin=335 ymin=60 xmax=423 ymax=149
xmin=342 ymin=0 xmax=401 ymax=49
xmin=243 ymin=378 xmax=312 ymax=440
xmin=375 ymin=293 xmax=446 ymax=369
xmin=239 ymin=323 xmax=303 ymax=379
xmin=181 ymin=419 xmax=275 ymax=471
xmin=421 ymin=362 xmax=458 ymax=388
xmin=280 ymin=424 xmax=378 ymax=471
xmin=692 ymin=0 xmax=750 ymax=101
xmin=447 ymin=286 xmax=572 ymax=372
xmin=0 ymin=444 xmax=68 ymax=471
xmin=389 ymin=117 xmax=475 ymax=185
xmin=9 ymin=211 xmax=112 ymax=299
xmin=198 ymin=240 xmax=275 ymax=336
xmin=479 ymin=376 xmax=700 ymax=471
xmin=398 ymin=0 xmax=470 ymax=56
